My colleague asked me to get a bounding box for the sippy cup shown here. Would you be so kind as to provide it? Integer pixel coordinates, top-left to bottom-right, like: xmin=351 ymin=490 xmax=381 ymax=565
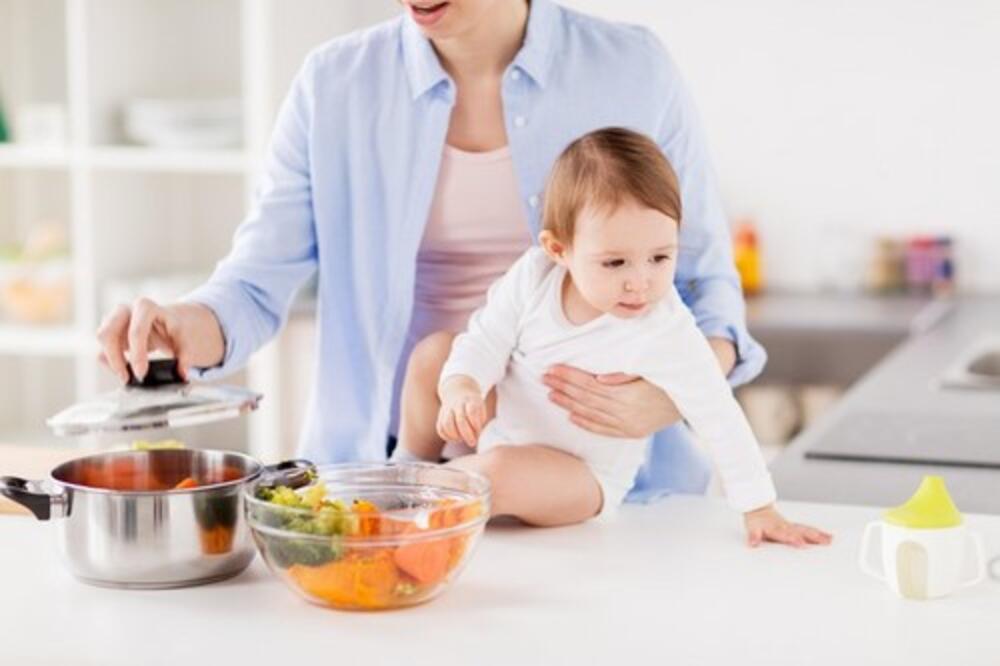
xmin=858 ymin=476 xmax=986 ymax=600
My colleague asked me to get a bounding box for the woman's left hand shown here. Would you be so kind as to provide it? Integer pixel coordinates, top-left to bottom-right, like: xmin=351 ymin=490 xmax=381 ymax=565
xmin=542 ymin=364 xmax=683 ymax=438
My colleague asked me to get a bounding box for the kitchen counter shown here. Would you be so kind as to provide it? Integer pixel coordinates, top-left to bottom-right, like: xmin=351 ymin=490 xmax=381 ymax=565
xmin=2 ymin=497 xmax=999 ymax=666
xmin=771 ymin=295 xmax=1000 ymax=513
xmin=746 ymin=291 xmax=951 ymax=336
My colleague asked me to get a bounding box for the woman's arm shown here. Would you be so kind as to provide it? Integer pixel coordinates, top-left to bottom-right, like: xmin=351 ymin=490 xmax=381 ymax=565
xmin=181 ymin=54 xmax=321 ymax=378
xmin=646 ymin=31 xmax=765 ymax=388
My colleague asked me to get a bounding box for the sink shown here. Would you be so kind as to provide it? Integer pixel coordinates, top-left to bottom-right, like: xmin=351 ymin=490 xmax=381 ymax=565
xmin=752 ymin=328 xmax=906 ymax=386
xmin=939 ymin=339 xmax=1000 ymax=391
xmin=969 ymin=351 xmax=1000 ymax=378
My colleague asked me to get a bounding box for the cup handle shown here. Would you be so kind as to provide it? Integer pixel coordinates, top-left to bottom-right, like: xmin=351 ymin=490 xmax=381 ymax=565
xmin=961 ymin=532 xmax=987 ymax=588
xmin=859 ymin=521 xmax=885 ymax=581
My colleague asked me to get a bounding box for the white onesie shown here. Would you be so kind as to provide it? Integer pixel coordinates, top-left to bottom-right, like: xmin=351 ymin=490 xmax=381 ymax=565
xmin=439 ymin=247 xmax=776 ymax=516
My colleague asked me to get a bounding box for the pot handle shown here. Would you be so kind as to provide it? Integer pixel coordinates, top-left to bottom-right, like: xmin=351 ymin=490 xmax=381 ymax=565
xmin=258 ymin=459 xmax=316 ymax=490
xmin=0 ymin=476 xmax=67 ymax=521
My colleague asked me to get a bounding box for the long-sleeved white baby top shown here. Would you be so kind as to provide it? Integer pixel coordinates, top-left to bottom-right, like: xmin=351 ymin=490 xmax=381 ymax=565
xmin=439 ymin=247 xmax=776 ymax=513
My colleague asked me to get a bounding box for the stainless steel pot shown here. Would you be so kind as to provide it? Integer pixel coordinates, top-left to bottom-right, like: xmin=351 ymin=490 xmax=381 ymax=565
xmin=1 ymin=449 xmax=312 ymax=589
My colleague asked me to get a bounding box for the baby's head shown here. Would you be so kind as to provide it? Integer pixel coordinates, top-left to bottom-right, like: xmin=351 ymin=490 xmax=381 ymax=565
xmin=539 ymin=127 xmax=682 ymax=319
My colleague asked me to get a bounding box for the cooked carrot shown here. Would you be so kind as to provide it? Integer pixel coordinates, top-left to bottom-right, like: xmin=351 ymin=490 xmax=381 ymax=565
xmin=353 ymin=499 xmax=380 ymax=537
xmin=289 ymin=550 xmax=399 ymax=608
xmin=394 ymin=535 xmax=452 ymax=585
xmin=173 ymin=477 xmax=198 ymax=490
xmin=199 ymin=525 xmax=234 ymax=554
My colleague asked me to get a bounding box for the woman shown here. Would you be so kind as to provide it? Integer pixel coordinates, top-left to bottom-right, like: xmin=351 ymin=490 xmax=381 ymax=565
xmin=98 ymin=0 xmax=798 ymax=541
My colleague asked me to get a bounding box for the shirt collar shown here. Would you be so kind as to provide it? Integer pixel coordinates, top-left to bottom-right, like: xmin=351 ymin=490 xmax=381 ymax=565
xmin=401 ymin=15 xmax=450 ymax=100
xmin=512 ymin=0 xmax=559 ymax=88
xmin=401 ymin=0 xmax=561 ymax=100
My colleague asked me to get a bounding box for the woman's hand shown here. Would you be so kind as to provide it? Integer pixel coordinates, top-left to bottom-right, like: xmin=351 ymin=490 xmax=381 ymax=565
xmin=436 ymin=375 xmax=488 ymax=448
xmin=744 ymin=504 xmax=833 ymax=548
xmin=543 ymin=337 xmax=738 ymax=439
xmin=96 ymin=299 xmax=225 ymax=383
xmin=542 ymin=365 xmax=683 ymax=438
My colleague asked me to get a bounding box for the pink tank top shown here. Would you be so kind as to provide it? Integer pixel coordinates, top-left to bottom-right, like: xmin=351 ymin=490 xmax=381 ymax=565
xmin=407 ymin=144 xmax=533 ymax=344
xmin=391 ymin=145 xmax=532 ymax=435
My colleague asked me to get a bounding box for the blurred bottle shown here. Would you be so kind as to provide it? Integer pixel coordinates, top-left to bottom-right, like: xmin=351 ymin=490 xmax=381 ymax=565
xmin=0 ymin=91 xmax=9 ymax=143
xmin=865 ymin=237 xmax=905 ymax=293
xmin=930 ymin=236 xmax=955 ymax=297
xmin=905 ymin=236 xmax=936 ymax=294
xmin=732 ymin=219 xmax=763 ymax=296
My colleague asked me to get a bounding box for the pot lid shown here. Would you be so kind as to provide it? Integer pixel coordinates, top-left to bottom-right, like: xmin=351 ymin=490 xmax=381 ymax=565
xmin=47 ymin=359 xmax=262 ymax=436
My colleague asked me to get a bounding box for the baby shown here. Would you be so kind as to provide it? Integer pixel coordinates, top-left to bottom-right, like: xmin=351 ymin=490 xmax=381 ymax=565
xmin=395 ymin=127 xmax=831 ymax=547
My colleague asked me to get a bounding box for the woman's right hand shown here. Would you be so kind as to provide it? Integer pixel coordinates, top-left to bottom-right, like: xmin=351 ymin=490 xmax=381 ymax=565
xmin=436 ymin=375 xmax=488 ymax=448
xmin=95 ymin=299 xmax=226 ymax=384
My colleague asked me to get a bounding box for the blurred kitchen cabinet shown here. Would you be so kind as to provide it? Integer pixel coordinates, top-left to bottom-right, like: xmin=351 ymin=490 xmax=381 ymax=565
xmin=0 ymin=0 xmax=399 ymax=452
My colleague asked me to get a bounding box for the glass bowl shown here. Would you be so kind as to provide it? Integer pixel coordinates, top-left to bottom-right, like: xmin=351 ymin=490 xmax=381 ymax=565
xmin=245 ymin=462 xmax=490 ymax=611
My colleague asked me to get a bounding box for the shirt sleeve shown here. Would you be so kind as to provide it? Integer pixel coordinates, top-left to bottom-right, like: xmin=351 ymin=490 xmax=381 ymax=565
xmin=182 ymin=53 xmax=320 ymax=379
xmin=640 ymin=29 xmax=766 ymax=388
xmin=439 ymin=248 xmax=546 ymax=396
xmin=639 ymin=292 xmax=776 ymax=513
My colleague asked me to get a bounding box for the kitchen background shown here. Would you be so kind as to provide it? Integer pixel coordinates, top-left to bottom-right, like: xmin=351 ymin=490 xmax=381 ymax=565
xmin=0 ymin=0 xmax=997 ymax=461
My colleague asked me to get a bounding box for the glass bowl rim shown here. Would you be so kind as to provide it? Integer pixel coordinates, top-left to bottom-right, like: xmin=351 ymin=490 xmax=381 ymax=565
xmin=243 ymin=461 xmax=491 ymax=534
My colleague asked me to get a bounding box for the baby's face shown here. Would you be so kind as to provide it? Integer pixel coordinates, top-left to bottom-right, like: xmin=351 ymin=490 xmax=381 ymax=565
xmin=563 ymin=200 xmax=679 ymax=319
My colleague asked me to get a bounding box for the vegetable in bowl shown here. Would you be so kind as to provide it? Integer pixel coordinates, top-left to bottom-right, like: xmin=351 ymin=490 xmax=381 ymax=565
xmin=246 ymin=463 xmax=490 ymax=610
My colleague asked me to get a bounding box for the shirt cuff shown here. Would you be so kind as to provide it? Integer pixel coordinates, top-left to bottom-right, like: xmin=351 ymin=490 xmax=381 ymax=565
xmin=684 ymin=280 xmax=767 ymax=388
xmin=181 ymin=282 xmax=254 ymax=381
xmin=724 ymin=473 xmax=778 ymax=513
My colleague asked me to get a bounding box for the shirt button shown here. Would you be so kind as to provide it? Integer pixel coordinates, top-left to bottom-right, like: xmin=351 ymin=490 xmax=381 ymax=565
xmin=511 ymin=70 xmax=522 ymax=81
xmin=513 ymin=115 xmax=527 ymax=128
xmin=528 ymin=195 xmax=540 ymax=208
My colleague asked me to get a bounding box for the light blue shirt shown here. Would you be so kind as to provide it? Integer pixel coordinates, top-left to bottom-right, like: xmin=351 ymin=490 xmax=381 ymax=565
xmin=188 ymin=0 xmax=766 ymax=502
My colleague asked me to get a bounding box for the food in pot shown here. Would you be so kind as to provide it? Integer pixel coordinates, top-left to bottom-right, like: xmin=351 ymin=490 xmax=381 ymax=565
xmin=74 ymin=457 xmax=245 ymax=492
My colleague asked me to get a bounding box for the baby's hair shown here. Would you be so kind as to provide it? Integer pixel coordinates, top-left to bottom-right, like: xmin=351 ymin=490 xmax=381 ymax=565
xmin=542 ymin=127 xmax=681 ymax=243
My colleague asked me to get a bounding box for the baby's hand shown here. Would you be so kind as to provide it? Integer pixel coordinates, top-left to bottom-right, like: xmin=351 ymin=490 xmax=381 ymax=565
xmin=437 ymin=376 xmax=488 ymax=448
xmin=743 ymin=504 xmax=833 ymax=548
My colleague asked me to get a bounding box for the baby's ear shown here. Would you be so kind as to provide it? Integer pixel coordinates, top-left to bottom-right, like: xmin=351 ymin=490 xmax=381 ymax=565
xmin=538 ymin=230 xmax=569 ymax=265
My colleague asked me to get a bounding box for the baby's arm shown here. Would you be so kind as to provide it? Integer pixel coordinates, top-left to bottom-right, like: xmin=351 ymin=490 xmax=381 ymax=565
xmin=644 ymin=299 xmax=775 ymax=512
xmin=437 ymin=374 xmax=488 ymax=447
xmin=441 ymin=249 xmax=544 ymax=394
xmin=438 ymin=249 xmax=547 ymax=442
xmin=643 ymin=294 xmax=831 ymax=547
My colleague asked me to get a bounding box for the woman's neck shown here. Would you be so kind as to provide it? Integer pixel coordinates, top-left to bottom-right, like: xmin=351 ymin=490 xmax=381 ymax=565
xmin=432 ymin=1 xmax=530 ymax=80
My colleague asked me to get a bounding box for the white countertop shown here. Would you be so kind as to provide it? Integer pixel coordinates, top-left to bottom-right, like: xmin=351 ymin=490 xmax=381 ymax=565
xmin=4 ymin=496 xmax=1000 ymax=666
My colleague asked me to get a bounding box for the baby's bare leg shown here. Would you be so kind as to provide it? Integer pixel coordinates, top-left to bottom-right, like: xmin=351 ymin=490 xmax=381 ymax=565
xmin=398 ymin=331 xmax=458 ymax=461
xmin=447 ymin=445 xmax=602 ymax=527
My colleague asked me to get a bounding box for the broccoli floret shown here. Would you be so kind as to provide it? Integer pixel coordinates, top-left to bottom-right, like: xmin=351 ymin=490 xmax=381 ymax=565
xmin=258 ymin=533 xmax=343 ymax=568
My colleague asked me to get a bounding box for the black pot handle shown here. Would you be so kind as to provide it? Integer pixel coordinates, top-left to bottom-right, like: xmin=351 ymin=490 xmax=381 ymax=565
xmin=127 ymin=358 xmax=185 ymax=388
xmin=258 ymin=459 xmax=316 ymax=490
xmin=0 ymin=476 xmax=60 ymax=521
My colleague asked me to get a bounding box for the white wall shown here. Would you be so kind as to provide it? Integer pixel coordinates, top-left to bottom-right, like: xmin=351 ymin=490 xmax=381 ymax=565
xmin=563 ymin=0 xmax=1000 ymax=291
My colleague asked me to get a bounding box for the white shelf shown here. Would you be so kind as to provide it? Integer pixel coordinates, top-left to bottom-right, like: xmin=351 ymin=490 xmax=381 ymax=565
xmin=0 ymin=145 xmax=73 ymax=170
xmin=0 ymin=145 xmax=250 ymax=174
xmin=86 ymin=146 xmax=250 ymax=174
xmin=0 ymin=324 xmax=89 ymax=357
xmin=0 ymin=0 xmax=400 ymax=454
